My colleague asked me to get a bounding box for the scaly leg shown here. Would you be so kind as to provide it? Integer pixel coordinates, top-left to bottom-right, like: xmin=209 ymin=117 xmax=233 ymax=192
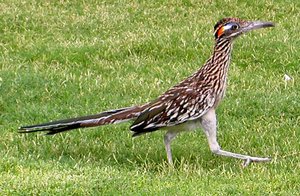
xmin=200 ymin=109 xmax=271 ymax=167
xmin=164 ymin=131 xmax=178 ymax=165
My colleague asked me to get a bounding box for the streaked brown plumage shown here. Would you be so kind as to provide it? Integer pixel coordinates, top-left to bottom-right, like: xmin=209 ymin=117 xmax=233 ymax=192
xmin=19 ymin=18 xmax=274 ymax=167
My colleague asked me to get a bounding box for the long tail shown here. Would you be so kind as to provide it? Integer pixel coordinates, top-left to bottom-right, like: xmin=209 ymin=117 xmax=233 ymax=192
xmin=19 ymin=105 xmax=145 ymax=135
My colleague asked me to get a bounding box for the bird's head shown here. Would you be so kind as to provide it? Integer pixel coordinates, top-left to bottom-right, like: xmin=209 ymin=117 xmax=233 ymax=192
xmin=214 ymin=18 xmax=274 ymax=40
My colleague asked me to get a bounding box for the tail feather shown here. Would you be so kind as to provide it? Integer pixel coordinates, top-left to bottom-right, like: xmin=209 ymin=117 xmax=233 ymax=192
xmin=19 ymin=106 xmax=145 ymax=135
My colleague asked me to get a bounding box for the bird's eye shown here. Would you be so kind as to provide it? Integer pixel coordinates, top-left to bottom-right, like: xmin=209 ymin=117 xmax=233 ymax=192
xmin=231 ymin=24 xmax=239 ymax=30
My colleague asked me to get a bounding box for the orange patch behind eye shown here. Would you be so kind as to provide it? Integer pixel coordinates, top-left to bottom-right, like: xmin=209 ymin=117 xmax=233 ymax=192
xmin=217 ymin=26 xmax=225 ymax=37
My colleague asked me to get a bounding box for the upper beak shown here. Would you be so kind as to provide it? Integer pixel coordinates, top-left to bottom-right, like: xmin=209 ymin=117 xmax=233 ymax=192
xmin=230 ymin=21 xmax=275 ymax=38
xmin=242 ymin=21 xmax=275 ymax=33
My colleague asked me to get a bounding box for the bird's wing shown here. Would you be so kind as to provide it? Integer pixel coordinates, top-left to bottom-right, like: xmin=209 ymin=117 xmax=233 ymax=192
xmin=130 ymin=85 xmax=215 ymax=136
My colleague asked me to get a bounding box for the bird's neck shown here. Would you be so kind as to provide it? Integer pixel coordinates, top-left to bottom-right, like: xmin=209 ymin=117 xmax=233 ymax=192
xmin=198 ymin=39 xmax=233 ymax=80
xmin=211 ymin=38 xmax=233 ymax=72
xmin=185 ymin=38 xmax=234 ymax=87
xmin=199 ymin=38 xmax=233 ymax=103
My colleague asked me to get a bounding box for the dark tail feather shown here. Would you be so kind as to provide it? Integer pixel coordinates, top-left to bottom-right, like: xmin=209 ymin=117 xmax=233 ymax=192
xmin=19 ymin=106 xmax=145 ymax=135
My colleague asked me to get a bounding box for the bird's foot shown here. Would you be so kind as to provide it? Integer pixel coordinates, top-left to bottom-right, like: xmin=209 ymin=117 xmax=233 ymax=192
xmin=242 ymin=156 xmax=271 ymax=168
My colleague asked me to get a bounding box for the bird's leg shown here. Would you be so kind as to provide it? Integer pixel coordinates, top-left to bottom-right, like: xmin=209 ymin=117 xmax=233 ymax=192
xmin=164 ymin=131 xmax=178 ymax=165
xmin=200 ymin=109 xmax=271 ymax=167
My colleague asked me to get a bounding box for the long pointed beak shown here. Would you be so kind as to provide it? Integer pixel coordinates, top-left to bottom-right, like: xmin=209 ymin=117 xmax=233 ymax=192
xmin=242 ymin=21 xmax=275 ymax=33
xmin=229 ymin=21 xmax=274 ymax=38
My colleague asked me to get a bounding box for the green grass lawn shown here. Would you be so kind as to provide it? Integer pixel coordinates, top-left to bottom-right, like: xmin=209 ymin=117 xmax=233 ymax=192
xmin=1 ymin=0 xmax=299 ymax=194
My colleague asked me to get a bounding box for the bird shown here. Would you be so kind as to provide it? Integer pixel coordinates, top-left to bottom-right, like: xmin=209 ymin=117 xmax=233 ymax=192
xmin=19 ymin=18 xmax=274 ymax=167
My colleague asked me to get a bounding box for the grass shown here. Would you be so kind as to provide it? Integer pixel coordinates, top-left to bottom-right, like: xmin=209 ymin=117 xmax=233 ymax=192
xmin=1 ymin=0 xmax=299 ymax=194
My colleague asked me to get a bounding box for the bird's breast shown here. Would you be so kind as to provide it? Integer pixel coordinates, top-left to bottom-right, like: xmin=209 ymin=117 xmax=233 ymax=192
xmin=212 ymin=77 xmax=227 ymax=108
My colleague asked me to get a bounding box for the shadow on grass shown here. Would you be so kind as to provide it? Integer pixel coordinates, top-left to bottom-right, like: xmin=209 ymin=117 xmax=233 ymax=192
xmin=16 ymin=127 xmax=238 ymax=173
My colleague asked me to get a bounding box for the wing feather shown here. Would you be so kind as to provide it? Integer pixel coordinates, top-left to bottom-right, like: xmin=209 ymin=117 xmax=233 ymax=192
xmin=131 ymin=86 xmax=215 ymax=136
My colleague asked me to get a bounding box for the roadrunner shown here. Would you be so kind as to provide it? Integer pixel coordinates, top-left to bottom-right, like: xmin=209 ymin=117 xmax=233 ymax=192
xmin=19 ymin=18 xmax=274 ymax=167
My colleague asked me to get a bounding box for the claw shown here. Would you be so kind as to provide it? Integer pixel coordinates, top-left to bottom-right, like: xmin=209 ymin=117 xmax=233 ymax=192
xmin=242 ymin=158 xmax=252 ymax=167
xmin=242 ymin=157 xmax=271 ymax=168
